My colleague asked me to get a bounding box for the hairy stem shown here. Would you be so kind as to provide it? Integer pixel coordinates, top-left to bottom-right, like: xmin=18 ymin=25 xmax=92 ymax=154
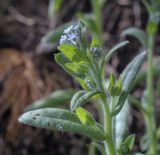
xmin=95 ymin=69 xmax=117 ymax=155
xmin=101 ymin=98 xmax=116 ymax=155
xmin=91 ymin=0 xmax=103 ymax=44
xmin=146 ymin=33 xmax=157 ymax=154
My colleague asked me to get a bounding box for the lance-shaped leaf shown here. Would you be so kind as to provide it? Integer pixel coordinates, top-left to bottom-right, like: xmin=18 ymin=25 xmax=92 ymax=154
xmin=125 ymin=134 xmax=135 ymax=151
xmin=105 ymin=41 xmax=129 ymax=63
xmin=65 ymin=63 xmax=88 ymax=75
xmin=100 ymin=41 xmax=129 ymax=71
xmin=58 ymin=44 xmax=85 ymax=63
xmin=55 ymin=53 xmax=85 ymax=79
xmin=91 ymin=142 xmax=106 ymax=155
xmin=118 ymin=134 xmax=135 ymax=154
xmin=19 ymin=108 xmax=105 ymax=141
xmin=25 ymin=90 xmax=75 ymax=112
xmin=121 ymin=28 xmax=148 ymax=48
xmin=70 ymin=90 xmax=102 ymax=112
xmin=55 ymin=53 xmax=74 ymax=75
xmin=41 ymin=22 xmax=76 ymax=43
xmin=76 ymin=107 xmax=96 ymax=126
xmin=115 ymin=100 xmax=129 ymax=147
xmin=112 ymin=51 xmax=146 ymax=116
xmin=108 ymin=74 xmax=122 ymax=97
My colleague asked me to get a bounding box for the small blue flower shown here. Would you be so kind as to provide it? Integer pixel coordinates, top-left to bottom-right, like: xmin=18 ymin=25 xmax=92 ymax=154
xmin=59 ymin=35 xmax=67 ymax=44
xmin=63 ymin=25 xmax=74 ymax=33
xmin=59 ymin=24 xmax=81 ymax=47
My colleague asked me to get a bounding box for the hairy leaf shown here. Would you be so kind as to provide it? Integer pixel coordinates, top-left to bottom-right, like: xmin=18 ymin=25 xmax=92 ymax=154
xmin=121 ymin=28 xmax=148 ymax=47
xmin=76 ymin=107 xmax=95 ymax=126
xmin=118 ymin=134 xmax=135 ymax=154
xmin=91 ymin=142 xmax=106 ymax=155
xmin=125 ymin=134 xmax=135 ymax=151
xmin=25 ymin=90 xmax=75 ymax=111
xmin=19 ymin=108 xmax=105 ymax=141
xmin=65 ymin=63 xmax=88 ymax=75
xmin=115 ymin=101 xmax=129 ymax=147
xmin=112 ymin=51 xmax=146 ymax=116
xmin=58 ymin=44 xmax=85 ymax=63
xmin=70 ymin=90 xmax=102 ymax=111
xmin=105 ymin=41 xmax=129 ymax=63
xmin=55 ymin=53 xmax=74 ymax=75
xmin=55 ymin=53 xmax=85 ymax=79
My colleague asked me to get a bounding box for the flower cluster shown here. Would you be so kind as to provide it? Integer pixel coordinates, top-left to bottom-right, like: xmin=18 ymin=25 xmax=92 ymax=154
xmin=60 ymin=25 xmax=81 ymax=47
xmin=89 ymin=47 xmax=103 ymax=60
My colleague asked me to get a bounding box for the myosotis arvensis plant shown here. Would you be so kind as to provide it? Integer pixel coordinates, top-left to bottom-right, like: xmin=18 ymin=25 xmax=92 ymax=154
xmin=19 ymin=23 xmax=146 ymax=155
xmin=122 ymin=1 xmax=160 ymax=154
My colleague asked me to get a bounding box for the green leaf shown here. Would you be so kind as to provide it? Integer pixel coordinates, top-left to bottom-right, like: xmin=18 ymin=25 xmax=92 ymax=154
xmin=91 ymin=142 xmax=107 ymax=155
xmin=70 ymin=90 xmax=86 ymax=110
xmin=65 ymin=63 xmax=88 ymax=75
xmin=124 ymin=134 xmax=135 ymax=151
xmin=75 ymin=78 xmax=88 ymax=89
xmin=55 ymin=53 xmax=85 ymax=79
xmin=118 ymin=134 xmax=135 ymax=154
xmin=76 ymin=107 xmax=95 ymax=126
xmin=115 ymin=101 xmax=129 ymax=147
xmin=104 ymin=41 xmax=129 ymax=63
xmin=109 ymin=74 xmax=116 ymax=85
xmin=58 ymin=44 xmax=85 ymax=63
xmin=55 ymin=53 xmax=74 ymax=75
xmin=135 ymin=58 xmax=160 ymax=87
xmin=41 ymin=22 xmax=76 ymax=43
xmin=48 ymin=0 xmax=63 ymax=18
xmin=121 ymin=28 xmax=148 ymax=48
xmin=19 ymin=108 xmax=105 ymax=141
xmin=25 ymin=90 xmax=75 ymax=112
xmin=91 ymin=36 xmax=101 ymax=47
xmin=112 ymin=51 xmax=146 ymax=116
xmin=121 ymin=51 xmax=146 ymax=92
xmin=108 ymin=74 xmax=122 ymax=96
xmin=140 ymin=134 xmax=149 ymax=151
xmin=70 ymin=90 xmax=102 ymax=112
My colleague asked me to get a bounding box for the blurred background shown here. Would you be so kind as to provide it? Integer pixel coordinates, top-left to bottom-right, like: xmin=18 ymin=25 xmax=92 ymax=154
xmin=0 ymin=0 xmax=160 ymax=155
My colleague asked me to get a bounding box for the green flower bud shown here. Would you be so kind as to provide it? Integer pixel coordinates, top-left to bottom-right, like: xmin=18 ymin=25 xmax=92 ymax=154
xmin=89 ymin=47 xmax=103 ymax=60
xmin=108 ymin=74 xmax=122 ymax=96
xmin=76 ymin=107 xmax=95 ymax=126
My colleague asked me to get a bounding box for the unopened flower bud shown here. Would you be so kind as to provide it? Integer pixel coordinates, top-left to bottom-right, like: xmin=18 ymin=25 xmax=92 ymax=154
xmin=89 ymin=47 xmax=103 ymax=60
xmin=84 ymin=77 xmax=96 ymax=89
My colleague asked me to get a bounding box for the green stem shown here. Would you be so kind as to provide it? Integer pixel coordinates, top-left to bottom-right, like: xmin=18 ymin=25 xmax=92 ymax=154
xmin=95 ymin=68 xmax=116 ymax=155
xmin=91 ymin=0 xmax=103 ymax=44
xmin=111 ymin=97 xmax=116 ymax=144
xmin=146 ymin=33 xmax=157 ymax=154
xmin=101 ymin=98 xmax=117 ymax=155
